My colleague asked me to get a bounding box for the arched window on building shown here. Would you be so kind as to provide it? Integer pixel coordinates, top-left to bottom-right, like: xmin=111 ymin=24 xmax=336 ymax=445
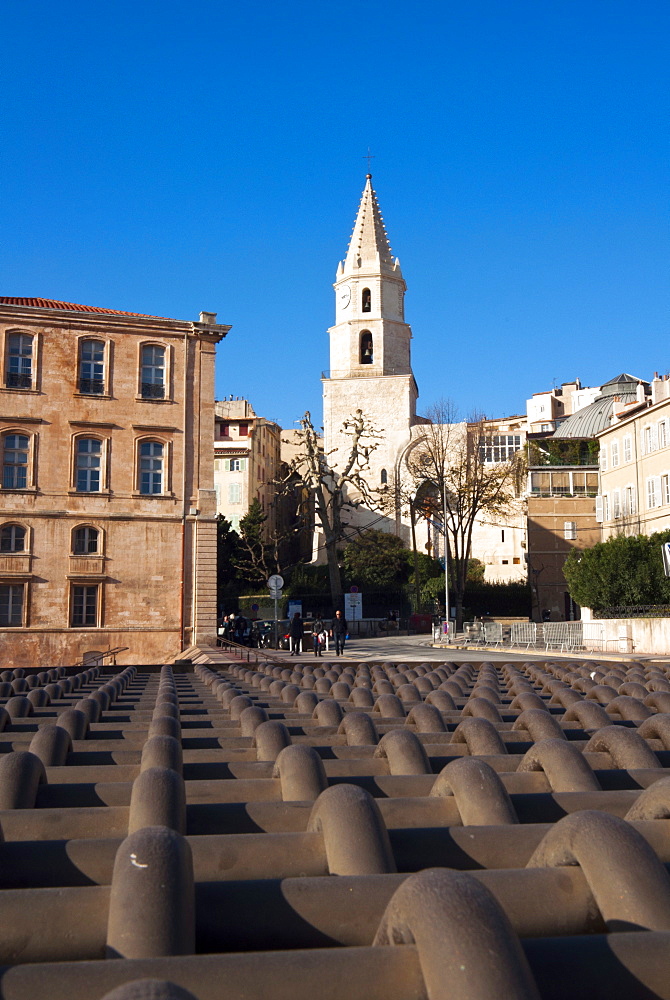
xmin=362 ymin=288 xmax=371 ymax=312
xmin=360 ymin=331 xmax=373 ymax=365
xmin=0 ymin=523 xmax=26 ymax=552
xmin=139 ymin=440 xmax=164 ymax=494
xmin=2 ymin=433 xmax=30 ymax=489
xmin=140 ymin=344 xmax=166 ymax=399
xmin=75 ymin=438 xmax=103 ymax=492
xmin=380 ymin=469 xmax=388 ymax=485
xmin=72 ymin=525 xmax=100 ymax=554
xmin=78 ymin=339 xmax=105 ymax=395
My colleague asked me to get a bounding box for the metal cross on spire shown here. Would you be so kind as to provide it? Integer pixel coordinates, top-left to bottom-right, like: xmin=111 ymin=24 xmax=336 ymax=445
xmin=363 ymin=147 xmax=375 ymax=174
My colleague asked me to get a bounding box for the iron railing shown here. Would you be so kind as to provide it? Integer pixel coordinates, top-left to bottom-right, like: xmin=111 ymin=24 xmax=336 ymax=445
xmin=5 ymin=372 xmax=32 ymax=389
xmin=594 ymin=605 xmax=670 ymax=619
xmin=141 ymin=382 xmax=165 ymax=399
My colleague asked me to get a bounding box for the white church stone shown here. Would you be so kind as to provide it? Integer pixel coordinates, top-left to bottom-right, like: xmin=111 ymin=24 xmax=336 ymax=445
xmin=321 ymin=175 xmax=527 ymax=583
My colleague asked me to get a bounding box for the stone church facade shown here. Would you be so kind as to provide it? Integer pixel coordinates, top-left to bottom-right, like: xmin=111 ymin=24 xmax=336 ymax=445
xmin=321 ymin=177 xmax=527 ymax=584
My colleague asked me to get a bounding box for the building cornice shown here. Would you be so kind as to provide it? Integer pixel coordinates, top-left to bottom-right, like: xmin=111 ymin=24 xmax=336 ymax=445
xmin=0 ymin=303 xmax=230 ymax=342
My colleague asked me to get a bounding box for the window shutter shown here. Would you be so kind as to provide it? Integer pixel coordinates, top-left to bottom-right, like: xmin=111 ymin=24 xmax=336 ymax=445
xmin=223 ymin=459 xmax=230 ymax=472
xmin=595 ymin=496 xmax=603 ymax=522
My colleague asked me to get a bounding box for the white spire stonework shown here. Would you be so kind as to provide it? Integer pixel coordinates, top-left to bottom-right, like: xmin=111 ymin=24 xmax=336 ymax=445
xmin=322 ymin=176 xmax=419 ymax=539
xmin=343 ymin=175 xmax=396 ymax=273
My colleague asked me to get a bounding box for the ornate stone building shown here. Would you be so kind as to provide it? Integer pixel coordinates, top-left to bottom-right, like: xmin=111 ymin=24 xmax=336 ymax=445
xmin=323 ymin=174 xmax=419 ymax=505
xmin=321 ymin=177 xmax=526 ymax=585
xmin=0 ymin=297 xmax=229 ymax=666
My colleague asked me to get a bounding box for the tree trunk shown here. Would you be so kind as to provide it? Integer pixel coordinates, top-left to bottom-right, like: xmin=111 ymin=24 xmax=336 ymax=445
xmin=324 ymin=537 xmax=343 ymax=609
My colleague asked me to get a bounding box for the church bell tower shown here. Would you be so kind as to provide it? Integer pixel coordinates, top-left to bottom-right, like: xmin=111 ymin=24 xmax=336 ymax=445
xmin=322 ymin=175 xmax=418 ymax=491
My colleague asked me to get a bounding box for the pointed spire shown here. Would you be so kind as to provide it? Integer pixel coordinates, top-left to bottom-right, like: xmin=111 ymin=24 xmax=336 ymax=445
xmin=343 ymin=175 xmax=399 ymax=275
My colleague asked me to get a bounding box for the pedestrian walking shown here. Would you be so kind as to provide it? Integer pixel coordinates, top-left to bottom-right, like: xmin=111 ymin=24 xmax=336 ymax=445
xmin=289 ymin=612 xmax=304 ymax=655
xmin=330 ymin=609 xmax=347 ymax=656
xmin=312 ymin=617 xmax=325 ymax=657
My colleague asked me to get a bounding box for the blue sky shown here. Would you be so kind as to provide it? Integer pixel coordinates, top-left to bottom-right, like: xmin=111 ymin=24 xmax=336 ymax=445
xmin=2 ymin=0 xmax=668 ymax=429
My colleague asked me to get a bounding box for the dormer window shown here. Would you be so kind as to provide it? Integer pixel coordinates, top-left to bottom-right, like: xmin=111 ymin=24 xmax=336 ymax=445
xmin=362 ymin=288 xmax=371 ymax=313
xmin=360 ymin=331 xmax=373 ymax=365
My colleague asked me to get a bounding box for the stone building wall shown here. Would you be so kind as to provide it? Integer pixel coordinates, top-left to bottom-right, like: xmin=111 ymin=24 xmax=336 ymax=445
xmin=0 ymin=300 xmax=228 ymax=666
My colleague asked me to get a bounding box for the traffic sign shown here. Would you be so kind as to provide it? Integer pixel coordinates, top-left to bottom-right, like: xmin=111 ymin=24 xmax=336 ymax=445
xmin=269 ymin=588 xmax=283 ymax=600
xmin=268 ymin=574 xmax=284 ymax=590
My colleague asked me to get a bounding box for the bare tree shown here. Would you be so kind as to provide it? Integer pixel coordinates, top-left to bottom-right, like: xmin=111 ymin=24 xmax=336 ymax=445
xmin=404 ymin=399 xmax=525 ymax=627
xmin=275 ymin=410 xmax=382 ymax=607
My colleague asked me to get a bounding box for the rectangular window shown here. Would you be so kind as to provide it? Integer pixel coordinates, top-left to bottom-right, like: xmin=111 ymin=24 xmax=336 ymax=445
xmin=229 ymin=515 xmax=241 ymax=531
xmin=623 ymin=435 xmax=632 ymax=463
xmin=550 ymin=471 xmax=570 ymax=494
xmin=647 ymin=477 xmax=658 ymax=509
xmin=530 ymin=472 xmax=550 ymax=494
xmin=2 ymin=434 xmax=29 ymax=489
xmin=71 ymin=585 xmax=99 ymax=627
xmin=0 ymin=583 xmax=24 ymax=626
xmin=141 ymin=345 xmax=166 ymax=399
xmin=625 ymin=485 xmax=637 ymax=516
xmin=613 ymin=489 xmax=621 ymax=519
xmin=610 ymin=440 xmax=619 ymax=468
xmin=600 ymin=445 xmax=608 ymax=471
xmin=644 ymin=426 xmax=653 ymax=453
xmin=239 ymin=423 xmax=249 ymax=436
xmin=79 ymin=340 xmax=105 ymax=394
xmin=220 ymin=423 xmax=230 ymax=437
xmin=563 ymin=521 xmax=577 ymax=540
xmin=73 ymin=526 xmax=99 ymax=554
xmin=76 ymin=438 xmax=102 ymax=492
xmin=228 ymin=483 xmax=242 ymax=503
xmin=663 ymin=475 xmax=670 ymax=506
xmin=1 ymin=524 xmax=26 ymax=552
xmin=223 ymin=458 xmax=246 ymax=472
xmin=5 ymin=334 xmax=33 ymax=389
xmin=660 ymin=422 xmax=668 ymax=449
xmin=478 ymin=434 xmax=522 ymax=464
xmin=139 ymin=441 xmax=164 ymax=494
xmin=603 ymin=494 xmax=610 ymax=521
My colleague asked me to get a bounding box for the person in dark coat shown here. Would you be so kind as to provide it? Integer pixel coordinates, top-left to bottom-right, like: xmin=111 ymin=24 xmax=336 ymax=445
xmin=330 ymin=609 xmax=347 ymax=656
xmin=312 ymin=617 xmax=325 ymax=657
xmin=289 ymin=612 xmax=304 ymax=655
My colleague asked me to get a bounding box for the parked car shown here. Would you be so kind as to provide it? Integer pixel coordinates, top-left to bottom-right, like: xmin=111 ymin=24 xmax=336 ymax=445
xmin=255 ymin=620 xmax=285 ymax=649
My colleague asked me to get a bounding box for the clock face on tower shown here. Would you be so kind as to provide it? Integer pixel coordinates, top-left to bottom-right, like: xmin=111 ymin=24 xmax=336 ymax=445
xmin=338 ymin=284 xmax=351 ymax=308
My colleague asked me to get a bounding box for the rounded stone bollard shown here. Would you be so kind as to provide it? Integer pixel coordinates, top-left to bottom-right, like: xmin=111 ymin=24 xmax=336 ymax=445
xmin=128 ymin=767 xmax=187 ymax=834
xmin=106 ymin=826 xmax=195 ymax=959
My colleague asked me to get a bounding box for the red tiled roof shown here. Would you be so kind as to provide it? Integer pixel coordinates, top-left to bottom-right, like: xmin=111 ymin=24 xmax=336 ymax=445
xmin=0 ymin=297 xmax=173 ymax=320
